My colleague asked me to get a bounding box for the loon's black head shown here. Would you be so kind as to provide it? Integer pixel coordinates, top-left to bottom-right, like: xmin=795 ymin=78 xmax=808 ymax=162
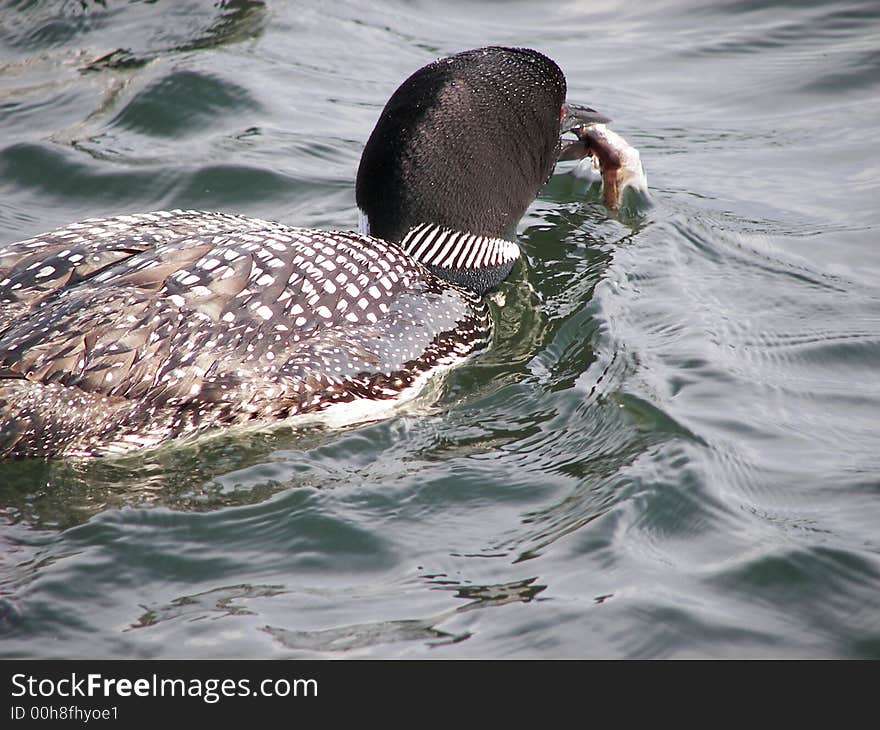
xmin=355 ymin=47 xmax=605 ymax=293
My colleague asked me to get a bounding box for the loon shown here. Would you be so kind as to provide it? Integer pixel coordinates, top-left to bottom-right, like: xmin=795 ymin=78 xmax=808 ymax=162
xmin=0 ymin=46 xmax=607 ymax=458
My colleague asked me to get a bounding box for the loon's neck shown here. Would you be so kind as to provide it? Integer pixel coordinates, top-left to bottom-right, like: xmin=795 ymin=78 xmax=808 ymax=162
xmin=404 ymin=223 xmax=521 ymax=295
xmin=357 ymin=212 xmax=519 ymax=295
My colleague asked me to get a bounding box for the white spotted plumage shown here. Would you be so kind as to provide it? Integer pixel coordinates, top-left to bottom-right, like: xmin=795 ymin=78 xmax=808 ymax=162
xmin=0 ymin=210 xmax=489 ymax=457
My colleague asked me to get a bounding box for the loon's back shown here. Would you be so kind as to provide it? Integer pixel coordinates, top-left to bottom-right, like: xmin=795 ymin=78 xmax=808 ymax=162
xmin=0 ymin=211 xmax=486 ymax=457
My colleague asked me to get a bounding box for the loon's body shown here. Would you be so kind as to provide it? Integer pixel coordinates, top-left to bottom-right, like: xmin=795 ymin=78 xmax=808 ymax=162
xmin=0 ymin=47 xmax=606 ymax=457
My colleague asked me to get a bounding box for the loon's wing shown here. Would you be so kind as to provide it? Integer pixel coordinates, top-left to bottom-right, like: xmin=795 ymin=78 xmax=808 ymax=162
xmin=0 ymin=211 xmax=272 ymax=321
xmin=0 ymin=212 xmax=486 ymax=457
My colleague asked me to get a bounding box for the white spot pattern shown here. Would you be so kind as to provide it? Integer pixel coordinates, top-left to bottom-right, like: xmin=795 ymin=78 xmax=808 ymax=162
xmin=0 ymin=210 xmax=489 ymax=457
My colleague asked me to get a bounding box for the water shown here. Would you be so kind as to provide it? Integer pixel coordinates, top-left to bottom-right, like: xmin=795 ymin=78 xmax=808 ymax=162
xmin=1 ymin=0 xmax=879 ymax=659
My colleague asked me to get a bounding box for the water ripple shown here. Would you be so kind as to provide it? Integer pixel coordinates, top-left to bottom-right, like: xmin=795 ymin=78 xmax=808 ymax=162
xmin=2 ymin=0 xmax=879 ymax=659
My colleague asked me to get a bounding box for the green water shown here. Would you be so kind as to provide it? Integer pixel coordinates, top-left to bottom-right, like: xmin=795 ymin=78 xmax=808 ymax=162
xmin=1 ymin=0 xmax=879 ymax=658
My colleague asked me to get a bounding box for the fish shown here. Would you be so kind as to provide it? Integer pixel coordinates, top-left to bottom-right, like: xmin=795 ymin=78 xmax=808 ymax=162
xmin=559 ymin=122 xmax=648 ymax=210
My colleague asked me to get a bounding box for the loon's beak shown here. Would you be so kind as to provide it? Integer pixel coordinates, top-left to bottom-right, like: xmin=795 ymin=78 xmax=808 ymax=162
xmin=559 ymin=102 xmax=611 ymax=161
xmin=561 ymin=102 xmax=610 ymax=134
